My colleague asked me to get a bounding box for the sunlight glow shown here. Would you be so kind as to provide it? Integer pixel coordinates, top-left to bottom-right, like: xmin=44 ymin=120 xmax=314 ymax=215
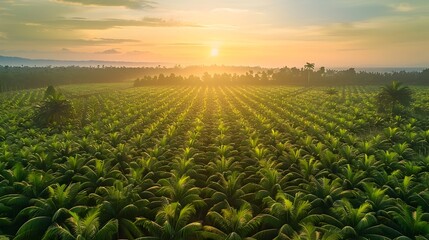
xmin=210 ymin=48 xmax=219 ymax=57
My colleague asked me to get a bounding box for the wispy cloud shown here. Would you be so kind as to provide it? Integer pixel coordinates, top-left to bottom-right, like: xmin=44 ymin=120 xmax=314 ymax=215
xmin=96 ymin=48 xmax=121 ymax=54
xmin=56 ymin=0 xmax=155 ymax=9
xmin=61 ymin=48 xmax=72 ymax=52
xmin=166 ymin=42 xmax=206 ymax=47
xmin=316 ymin=15 xmax=429 ymax=46
xmin=392 ymin=3 xmax=414 ymax=12
xmin=92 ymin=38 xmax=140 ymax=43
xmin=127 ymin=50 xmax=152 ymax=55
xmin=211 ymin=8 xmax=250 ymax=14
xmin=45 ymin=17 xmax=200 ymax=30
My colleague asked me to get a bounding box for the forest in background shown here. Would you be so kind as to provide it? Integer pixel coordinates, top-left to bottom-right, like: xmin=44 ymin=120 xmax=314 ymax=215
xmin=0 ymin=65 xmax=428 ymax=92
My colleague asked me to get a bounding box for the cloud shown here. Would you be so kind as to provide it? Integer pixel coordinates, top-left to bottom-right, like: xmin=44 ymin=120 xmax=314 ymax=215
xmin=391 ymin=3 xmax=414 ymax=12
xmin=317 ymin=15 xmax=429 ymax=45
xmin=127 ymin=50 xmax=151 ymax=54
xmin=44 ymin=17 xmax=200 ymax=30
xmin=211 ymin=8 xmax=250 ymax=13
xmin=56 ymin=0 xmax=155 ymax=9
xmin=91 ymin=38 xmax=140 ymax=43
xmin=96 ymin=48 xmax=121 ymax=54
xmin=166 ymin=42 xmax=205 ymax=47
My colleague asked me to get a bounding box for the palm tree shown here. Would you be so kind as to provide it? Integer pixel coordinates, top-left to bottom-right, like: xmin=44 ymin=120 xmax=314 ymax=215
xmin=44 ymin=85 xmax=57 ymax=99
xmin=34 ymin=92 xmax=75 ymax=127
xmin=259 ymin=192 xmax=318 ymax=238
xmin=135 ymin=202 xmax=202 ymax=240
xmin=256 ymin=167 xmax=288 ymax=200
xmin=14 ymin=183 xmax=86 ymax=240
xmin=321 ymin=199 xmax=401 ymax=239
xmin=156 ymin=174 xmax=205 ymax=208
xmin=388 ymin=202 xmax=429 ymax=238
xmin=304 ymin=177 xmax=345 ymax=213
xmin=376 ymin=81 xmax=413 ymax=116
xmin=89 ymin=181 xmax=145 ymax=239
xmin=289 ymin=223 xmax=341 ymax=240
xmin=205 ymin=172 xmax=250 ymax=212
xmin=42 ymin=208 xmax=118 ymax=240
xmin=203 ymin=203 xmax=262 ymax=240
xmin=73 ymin=159 xmax=123 ymax=194
xmin=304 ymin=62 xmax=315 ymax=86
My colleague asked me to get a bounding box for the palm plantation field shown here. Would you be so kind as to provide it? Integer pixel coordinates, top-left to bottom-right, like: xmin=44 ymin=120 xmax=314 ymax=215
xmin=1 ymin=84 xmax=429 ymax=239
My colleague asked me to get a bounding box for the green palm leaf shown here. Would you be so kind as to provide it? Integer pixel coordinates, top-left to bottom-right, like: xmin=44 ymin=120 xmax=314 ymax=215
xmin=15 ymin=216 xmax=52 ymax=240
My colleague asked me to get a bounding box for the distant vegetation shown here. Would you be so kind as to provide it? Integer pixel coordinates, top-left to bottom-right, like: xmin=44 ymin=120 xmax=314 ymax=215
xmin=0 ymin=64 xmax=428 ymax=92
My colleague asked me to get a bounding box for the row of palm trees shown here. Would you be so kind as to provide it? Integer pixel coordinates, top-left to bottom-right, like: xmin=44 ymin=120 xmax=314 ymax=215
xmin=0 ymin=85 xmax=429 ymax=239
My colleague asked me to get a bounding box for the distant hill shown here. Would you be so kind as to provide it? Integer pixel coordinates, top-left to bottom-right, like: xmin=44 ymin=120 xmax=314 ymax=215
xmin=0 ymin=55 xmax=166 ymax=67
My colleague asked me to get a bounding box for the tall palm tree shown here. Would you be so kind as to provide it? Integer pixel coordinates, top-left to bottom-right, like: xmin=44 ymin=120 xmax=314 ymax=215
xmin=34 ymin=92 xmax=75 ymax=127
xmin=304 ymin=63 xmax=315 ymax=86
xmin=376 ymin=81 xmax=413 ymax=115
xmin=44 ymin=85 xmax=57 ymax=99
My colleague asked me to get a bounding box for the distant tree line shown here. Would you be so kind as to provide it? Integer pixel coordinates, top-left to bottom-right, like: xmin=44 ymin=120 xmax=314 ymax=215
xmin=1 ymin=65 xmax=429 ymax=92
xmin=134 ymin=67 xmax=429 ymax=86
xmin=0 ymin=65 xmax=260 ymax=92
xmin=0 ymin=66 xmax=160 ymax=92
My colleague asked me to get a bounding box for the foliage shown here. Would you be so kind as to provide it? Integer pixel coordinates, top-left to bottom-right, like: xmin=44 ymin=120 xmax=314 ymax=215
xmin=33 ymin=88 xmax=75 ymax=127
xmin=376 ymin=81 xmax=413 ymax=115
xmin=324 ymin=88 xmax=338 ymax=95
xmin=44 ymin=85 xmax=56 ymax=99
xmin=0 ymin=85 xmax=429 ymax=240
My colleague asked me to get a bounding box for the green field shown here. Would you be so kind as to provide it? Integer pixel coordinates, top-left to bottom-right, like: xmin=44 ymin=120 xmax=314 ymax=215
xmin=1 ymin=85 xmax=429 ymax=239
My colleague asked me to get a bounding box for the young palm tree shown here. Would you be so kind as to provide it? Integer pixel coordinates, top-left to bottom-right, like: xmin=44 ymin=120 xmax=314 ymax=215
xmin=304 ymin=177 xmax=345 ymax=213
xmin=289 ymin=223 xmax=341 ymax=240
xmin=73 ymin=159 xmax=123 ymax=194
xmin=321 ymin=199 xmax=401 ymax=239
xmin=89 ymin=181 xmax=144 ymax=239
xmin=203 ymin=203 xmax=262 ymax=240
xmin=376 ymin=81 xmax=413 ymax=115
xmin=388 ymin=202 xmax=429 ymax=239
xmin=260 ymin=192 xmax=318 ymax=238
xmin=42 ymin=208 xmax=118 ymax=240
xmin=135 ymin=202 xmax=202 ymax=240
xmin=156 ymin=174 xmax=205 ymax=208
xmin=205 ymin=172 xmax=250 ymax=212
xmin=14 ymin=183 xmax=86 ymax=240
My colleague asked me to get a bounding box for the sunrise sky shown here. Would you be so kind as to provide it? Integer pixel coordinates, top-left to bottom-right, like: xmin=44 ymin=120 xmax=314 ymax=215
xmin=1 ymin=0 xmax=428 ymax=67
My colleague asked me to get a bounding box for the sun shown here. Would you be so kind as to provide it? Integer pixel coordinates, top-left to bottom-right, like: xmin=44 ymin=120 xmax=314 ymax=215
xmin=210 ymin=48 xmax=219 ymax=57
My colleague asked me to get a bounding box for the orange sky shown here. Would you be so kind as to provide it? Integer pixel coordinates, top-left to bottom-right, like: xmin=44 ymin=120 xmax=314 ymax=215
xmin=0 ymin=0 xmax=428 ymax=67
